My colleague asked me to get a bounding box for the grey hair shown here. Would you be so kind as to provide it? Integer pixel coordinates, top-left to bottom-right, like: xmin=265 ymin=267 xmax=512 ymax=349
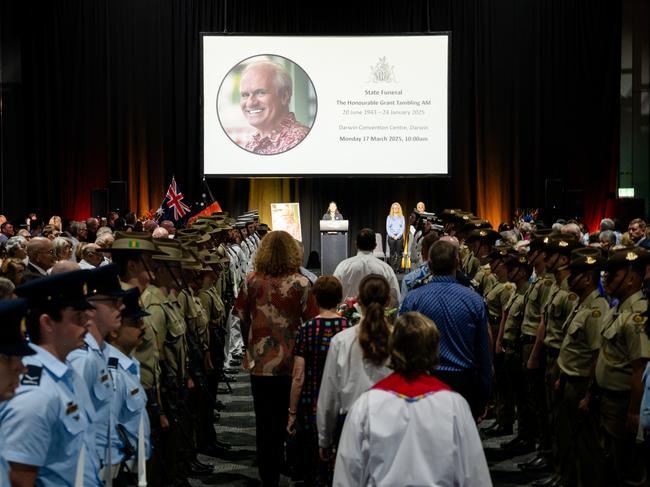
xmin=5 ymin=236 xmax=27 ymax=257
xmin=242 ymin=61 xmax=292 ymax=99
xmin=599 ymin=230 xmax=616 ymax=244
xmin=551 ymin=223 xmax=563 ymax=233
xmin=52 ymin=236 xmax=72 ymax=259
xmin=600 ymin=218 xmax=615 ymax=231
xmin=561 ymin=223 xmax=582 ymax=240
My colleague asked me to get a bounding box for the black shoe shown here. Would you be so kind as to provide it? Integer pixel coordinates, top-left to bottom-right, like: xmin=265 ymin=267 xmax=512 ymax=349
xmin=214 ymin=400 xmax=226 ymax=411
xmin=501 ymin=438 xmax=536 ymax=455
xmin=200 ymin=443 xmax=233 ymax=459
xmin=483 ymin=424 xmax=513 ymax=437
xmin=500 ymin=435 xmax=524 ymax=449
xmin=188 ymin=461 xmax=214 ymax=476
xmin=518 ymin=455 xmax=551 ymax=472
xmin=532 ymin=475 xmax=563 ymax=487
xmin=193 ymin=458 xmax=213 ymax=470
xmin=213 ymin=439 xmax=232 ymax=450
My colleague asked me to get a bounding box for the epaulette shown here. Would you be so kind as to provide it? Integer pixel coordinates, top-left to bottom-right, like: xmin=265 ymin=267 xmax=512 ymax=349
xmin=20 ymin=364 xmax=43 ymax=386
xmin=567 ymin=293 xmax=578 ymax=302
xmin=108 ymin=357 xmax=119 ymax=369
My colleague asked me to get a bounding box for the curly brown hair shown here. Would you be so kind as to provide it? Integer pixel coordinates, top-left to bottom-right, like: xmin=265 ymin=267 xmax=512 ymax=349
xmin=254 ymin=230 xmax=302 ymax=277
xmin=390 ymin=312 xmax=440 ymax=377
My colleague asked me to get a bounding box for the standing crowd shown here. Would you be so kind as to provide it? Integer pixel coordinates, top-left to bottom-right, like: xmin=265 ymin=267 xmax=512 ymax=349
xmin=1 ymin=208 xmax=650 ymax=487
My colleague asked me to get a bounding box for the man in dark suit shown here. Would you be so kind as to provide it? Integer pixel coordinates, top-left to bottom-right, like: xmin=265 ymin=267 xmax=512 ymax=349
xmin=22 ymin=237 xmax=55 ymax=282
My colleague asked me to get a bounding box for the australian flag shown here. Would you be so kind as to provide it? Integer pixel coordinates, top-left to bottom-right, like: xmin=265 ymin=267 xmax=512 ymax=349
xmin=157 ymin=177 xmax=192 ymax=224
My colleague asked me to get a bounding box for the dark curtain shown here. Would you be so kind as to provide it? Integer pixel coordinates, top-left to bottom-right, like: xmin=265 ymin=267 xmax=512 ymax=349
xmin=1 ymin=0 xmax=620 ymax=252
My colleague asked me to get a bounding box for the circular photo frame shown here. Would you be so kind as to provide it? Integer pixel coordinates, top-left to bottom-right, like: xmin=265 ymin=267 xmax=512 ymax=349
xmin=216 ymin=54 xmax=317 ymax=156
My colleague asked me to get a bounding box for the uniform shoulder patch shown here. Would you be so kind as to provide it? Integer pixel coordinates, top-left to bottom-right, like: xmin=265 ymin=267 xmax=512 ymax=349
xmin=567 ymin=293 xmax=578 ymax=301
xmin=504 ymin=283 xmax=514 ymax=290
xmin=108 ymin=357 xmax=119 ymax=369
xmin=591 ymin=309 xmax=602 ymax=318
xmin=544 ymin=279 xmax=553 ymax=286
xmin=20 ymin=364 xmax=43 ymax=386
xmin=632 ymin=313 xmax=646 ymax=323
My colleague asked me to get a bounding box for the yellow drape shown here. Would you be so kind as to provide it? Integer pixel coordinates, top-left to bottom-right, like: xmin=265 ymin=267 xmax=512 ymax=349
xmin=247 ymin=178 xmax=296 ymax=227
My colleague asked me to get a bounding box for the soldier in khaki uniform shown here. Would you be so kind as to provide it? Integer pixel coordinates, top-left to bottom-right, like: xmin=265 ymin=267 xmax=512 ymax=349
xmin=107 ymin=232 xmax=169 ymax=485
xmin=523 ymin=236 xmax=581 ymax=475
xmin=458 ymin=220 xmax=491 ymax=279
xmin=595 ymin=248 xmax=650 ymax=486
xmin=482 ymin=247 xmax=516 ymax=436
xmin=152 ymin=239 xmax=214 ymax=479
xmin=553 ymin=253 xmax=609 ymax=487
xmin=515 ymin=234 xmax=555 ymax=462
xmin=465 ymin=228 xmax=500 ymax=295
xmin=498 ymin=252 xmax=535 ymax=453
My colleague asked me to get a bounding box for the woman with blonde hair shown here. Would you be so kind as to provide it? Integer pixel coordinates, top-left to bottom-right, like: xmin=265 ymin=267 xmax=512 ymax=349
xmin=334 ymin=312 xmax=491 ymax=486
xmin=52 ymin=236 xmax=73 ymax=262
xmin=234 ymin=230 xmax=318 ymax=486
xmin=386 ymin=202 xmax=405 ymax=272
xmin=317 ymin=274 xmax=393 ymax=463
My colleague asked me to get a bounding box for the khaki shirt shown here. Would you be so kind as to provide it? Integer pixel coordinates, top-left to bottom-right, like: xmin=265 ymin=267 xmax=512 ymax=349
xmin=503 ymin=282 xmax=530 ymax=343
xmin=486 ymin=281 xmax=515 ymax=325
xmin=521 ymin=272 xmax=554 ymax=337
xmin=178 ymin=289 xmax=210 ymax=353
xmin=160 ymin=292 xmax=189 ymax=380
xmin=133 ymin=284 xmax=165 ymax=390
xmin=199 ymin=286 xmax=226 ymax=331
xmin=473 ymin=266 xmax=498 ymax=297
xmin=557 ymin=289 xmax=609 ymax=377
xmin=460 ymin=248 xmax=480 ymax=279
xmin=595 ymin=291 xmax=649 ymax=391
xmin=543 ymin=280 xmax=579 ymax=350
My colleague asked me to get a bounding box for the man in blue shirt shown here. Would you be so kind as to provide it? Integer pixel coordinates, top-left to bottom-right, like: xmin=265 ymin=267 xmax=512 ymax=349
xmin=0 ymin=299 xmax=36 ymax=486
xmin=0 ymin=271 xmax=102 ymax=486
xmin=400 ymin=239 xmax=492 ymax=418
xmin=68 ymin=264 xmax=127 ymax=481
xmin=105 ymin=287 xmax=152 ymax=484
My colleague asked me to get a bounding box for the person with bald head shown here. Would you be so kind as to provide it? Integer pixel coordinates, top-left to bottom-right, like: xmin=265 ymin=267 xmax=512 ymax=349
xmin=239 ymin=60 xmax=310 ymax=154
xmin=23 ymin=237 xmax=55 ymax=282
xmin=79 ymin=243 xmax=104 ymax=269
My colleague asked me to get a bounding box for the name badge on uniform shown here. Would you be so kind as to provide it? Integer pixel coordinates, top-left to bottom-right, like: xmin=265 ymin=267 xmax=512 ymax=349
xmin=100 ymin=373 xmax=110 ymax=383
xmin=130 ymin=388 xmax=140 ymax=396
xmin=66 ymin=402 xmax=79 ymax=415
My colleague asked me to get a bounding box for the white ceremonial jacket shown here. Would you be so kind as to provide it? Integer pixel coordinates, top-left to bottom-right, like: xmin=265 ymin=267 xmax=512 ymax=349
xmin=333 ymin=373 xmax=492 ymax=487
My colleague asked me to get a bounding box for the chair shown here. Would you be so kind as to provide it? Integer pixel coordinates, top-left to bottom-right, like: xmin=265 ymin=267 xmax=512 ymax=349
xmin=374 ymin=233 xmax=386 ymax=260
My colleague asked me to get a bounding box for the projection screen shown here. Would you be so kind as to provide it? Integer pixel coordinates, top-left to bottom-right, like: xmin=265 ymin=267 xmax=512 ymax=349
xmin=202 ymin=34 xmax=449 ymax=176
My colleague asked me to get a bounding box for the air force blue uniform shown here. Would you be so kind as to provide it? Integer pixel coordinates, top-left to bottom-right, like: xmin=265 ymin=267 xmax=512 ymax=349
xmin=0 ymin=344 xmax=102 ymax=486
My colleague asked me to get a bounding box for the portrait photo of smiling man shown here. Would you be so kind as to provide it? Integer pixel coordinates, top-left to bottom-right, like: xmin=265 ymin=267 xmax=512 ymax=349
xmin=217 ymin=55 xmax=317 ymax=155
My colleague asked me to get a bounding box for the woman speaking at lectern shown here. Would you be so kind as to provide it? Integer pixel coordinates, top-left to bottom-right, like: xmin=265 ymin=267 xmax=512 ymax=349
xmin=322 ymin=202 xmax=343 ymax=221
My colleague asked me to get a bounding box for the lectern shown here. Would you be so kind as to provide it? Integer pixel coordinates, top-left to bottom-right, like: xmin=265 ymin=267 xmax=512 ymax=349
xmin=320 ymin=220 xmax=349 ymax=276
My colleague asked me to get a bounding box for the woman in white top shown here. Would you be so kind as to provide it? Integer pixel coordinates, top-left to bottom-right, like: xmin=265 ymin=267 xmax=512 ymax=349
xmin=333 ymin=312 xmax=492 ymax=486
xmin=317 ymin=274 xmax=393 ymax=460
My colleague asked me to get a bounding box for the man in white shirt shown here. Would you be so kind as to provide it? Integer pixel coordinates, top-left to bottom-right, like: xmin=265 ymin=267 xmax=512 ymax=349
xmin=333 ymin=228 xmax=400 ymax=306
